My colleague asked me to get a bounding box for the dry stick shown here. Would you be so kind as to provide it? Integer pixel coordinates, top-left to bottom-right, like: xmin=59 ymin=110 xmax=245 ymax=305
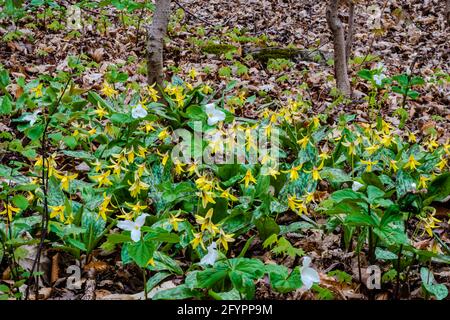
xmin=64 ymin=0 xmax=116 ymax=19
xmin=136 ymin=0 xmax=148 ymax=45
xmin=400 ymin=56 xmax=420 ymax=109
xmin=24 ymin=78 xmax=72 ymax=300
xmin=172 ymin=0 xmax=216 ymax=27
xmin=5 ymin=168 xmax=19 ymax=282
xmin=394 ymin=209 xmax=413 ymax=300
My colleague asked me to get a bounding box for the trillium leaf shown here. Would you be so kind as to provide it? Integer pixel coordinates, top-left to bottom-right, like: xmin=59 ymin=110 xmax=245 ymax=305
xmin=152 ymin=284 xmax=202 ymax=300
xmin=367 ymin=185 xmax=385 ymax=203
xmin=128 ymin=239 xmax=156 ymax=268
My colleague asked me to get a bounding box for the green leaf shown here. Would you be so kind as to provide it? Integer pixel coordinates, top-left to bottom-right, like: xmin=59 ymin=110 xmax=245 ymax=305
xmin=421 ymin=267 xmax=449 ymax=300
xmin=196 ymin=266 xmax=229 ymax=288
xmin=0 ymin=284 xmax=9 ymax=293
xmin=209 ymin=288 xmax=241 ymax=300
xmin=407 ymin=90 xmax=420 ymax=99
xmin=255 ymin=216 xmax=280 ymax=241
xmin=230 ymin=258 xmax=265 ymax=278
xmin=151 ymin=251 xmax=183 ymax=275
xmin=152 ymin=284 xmax=202 ymax=300
xmin=367 ymin=185 xmax=384 ymax=203
xmin=62 ymin=150 xmax=95 ymax=160
xmin=425 ymin=173 xmax=450 ymax=205
xmin=396 ymin=170 xmax=416 ymax=198
xmin=143 ymin=227 xmax=180 ymax=243
xmin=357 ymin=69 xmax=373 ymax=81
xmin=330 ymin=189 xmax=363 ymax=202
xmin=0 ymin=96 xmax=12 ymax=115
xmin=267 ymin=265 xmax=302 ymax=293
xmin=63 ymin=135 xmax=77 ymax=149
xmin=361 ymin=172 xmax=383 ymax=190
xmin=375 ymin=247 xmax=398 ymax=260
xmin=320 ymin=167 xmax=352 ymax=183
xmin=12 ymin=195 xmax=28 ymax=210
xmin=146 ymin=272 xmax=171 ymax=292
xmin=345 ymin=213 xmax=376 ymax=227
xmin=0 ymin=69 xmax=10 ymax=88
xmin=110 ymin=113 xmax=132 ymax=124
xmin=128 ymin=239 xmax=156 ymax=268
xmin=26 ymin=124 xmax=44 ymax=141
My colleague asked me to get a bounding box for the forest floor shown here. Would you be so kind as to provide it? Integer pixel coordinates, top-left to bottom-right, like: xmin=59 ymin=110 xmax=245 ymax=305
xmin=0 ymin=0 xmax=449 ymax=300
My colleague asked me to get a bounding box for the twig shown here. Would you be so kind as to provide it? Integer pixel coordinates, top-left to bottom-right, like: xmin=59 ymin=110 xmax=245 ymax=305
xmin=173 ymin=0 xmax=216 ymax=27
xmin=24 ymin=77 xmax=72 ymax=300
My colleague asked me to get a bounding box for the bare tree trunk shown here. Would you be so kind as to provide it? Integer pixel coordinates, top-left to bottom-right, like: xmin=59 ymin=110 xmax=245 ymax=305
xmin=326 ymin=0 xmax=351 ymax=96
xmin=346 ymin=1 xmax=355 ymax=61
xmin=147 ymin=0 xmax=171 ymax=88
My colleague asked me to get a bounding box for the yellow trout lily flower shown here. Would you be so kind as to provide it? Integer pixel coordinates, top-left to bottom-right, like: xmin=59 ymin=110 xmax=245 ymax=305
xmin=241 ymin=169 xmax=256 ymax=188
xmin=198 ymin=190 xmax=216 ymax=208
xmin=0 ymin=203 xmax=20 ymax=221
xmin=128 ymin=177 xmax=150 ymax=198
xmin=218 ymin=229 xmax=235 ymax=251
xmin=283 ymin=165 xmax=302 ymax=181
xmin=147 ymin=84 xmax=160 ymax=102
xmin=101 ymin=82 xmax=118 ymax=97
xmin=360 ymin=159 xmax=378 ymax=172
xmin=91 ymin=170 xmax=113 ymax=188
xmin=30 ymin=83 xmax=44 ymax=98
xmin=49 ymin=205 xmax=66 ymax=222
xmin=169 ymin=211 xmax=184 ymax=231
xmin=54 ymin=171 xmax=78 ymax=191
xmin=404 ymin=155 xmax=421 ymax=171
xmin=190 ymin=232 xmax=206 ymax=250
xmin=297 ymin=135 xmax=311 ymax=149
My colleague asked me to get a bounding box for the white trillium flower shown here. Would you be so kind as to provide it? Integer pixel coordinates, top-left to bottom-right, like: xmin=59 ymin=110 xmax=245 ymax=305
xmin=199 ymin=242 xmax=218 ymax=266
xmin=300 ymin=256 xmax=320 ymax=290
xmin=131 ymin=104 xmax=147 ymax=119
xmin=23 ymin=110 xmax=41 ymax=126
xmin=376 ymin=62 xmax=387 ymax=73
xmin=117 ymin=214 xmax=149 ymax=242
xmin=373 ymin=73 xmax=386 ymax=86
xmin=352 ymin=181 xmax=364 ymax=192
xmin=205 ymin=103 xmax=225 ymax=126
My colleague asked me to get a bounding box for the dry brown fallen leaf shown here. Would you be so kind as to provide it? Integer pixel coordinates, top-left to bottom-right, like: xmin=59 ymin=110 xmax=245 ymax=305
xmin=98 ymin=280 xmax=176 ymax=300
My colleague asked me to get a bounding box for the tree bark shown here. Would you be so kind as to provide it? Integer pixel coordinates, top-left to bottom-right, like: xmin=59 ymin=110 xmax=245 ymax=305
xmin=446 ymin=0 xmax=450 ymax=25
xmin=147 ymin=0 xmax=171 ymax=88
xmin=346 ymin=1 xmax=355 ymax=61
xmin=326 ymin=0 xmax=351 ymax=96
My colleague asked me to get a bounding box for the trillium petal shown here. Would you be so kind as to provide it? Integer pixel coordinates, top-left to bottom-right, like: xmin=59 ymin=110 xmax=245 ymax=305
xmin=199 ymin=242 xmax=218 ymax=266
xmin=205 ymin=103 xmax=215 ymax=113
xmin=132 ymin=105 xmax=148 ymax=119
xmin=117 ymin=220 xmax=135 ymax=231
xmin=352 ymin=181 xmax=364 ymax=192
xmin=204 ymin=103 xmax=225 ymax=126
xmin=301 ymin=267 xmax=320 ymax=290
xmin=302 ymin=256 xmax=312 ymax=267
xmin=135 ymin=213 xmax=149 ymax=227
xmin=130 ymin=229 xmax=141 ymax=242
